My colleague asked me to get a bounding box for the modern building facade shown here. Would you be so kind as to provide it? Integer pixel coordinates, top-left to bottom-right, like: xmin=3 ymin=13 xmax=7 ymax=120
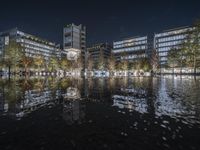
xmin=63 ymin=23 xmax=86 ymax=60
xmin=0 ymin=28 xmax=60 ymax=60
xmin=87 ymin=43 xmax=112 ymax=67
xmin=112 ymin=36 xmax=149 ymax=62
xmin=154 ymin=26 xmax=193 ymax=67
xmin=112 ymin=26 xmax=195 ymax=68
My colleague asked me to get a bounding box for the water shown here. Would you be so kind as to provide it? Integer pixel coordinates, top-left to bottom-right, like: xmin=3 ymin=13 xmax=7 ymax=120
xmin=0 ymin=76 xmax=200 ymax=150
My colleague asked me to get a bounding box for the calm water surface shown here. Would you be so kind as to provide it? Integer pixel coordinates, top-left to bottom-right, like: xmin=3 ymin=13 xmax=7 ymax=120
xmin=0 ymin=76 xmax=200 ymax=150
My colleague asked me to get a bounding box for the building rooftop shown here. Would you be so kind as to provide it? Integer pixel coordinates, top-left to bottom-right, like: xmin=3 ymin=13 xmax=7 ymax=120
xmin=0 ymin=27 xmax=57 ymax=47
xmin=113 ymin=35 xmax=147 ymax=44
xmin=162 ymin=26 xmax=191 ymax=32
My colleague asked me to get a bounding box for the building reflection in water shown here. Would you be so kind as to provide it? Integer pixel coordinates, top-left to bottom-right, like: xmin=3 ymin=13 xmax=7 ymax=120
xmin=0 ymin=77 xmax=200 ymax=124
xmin=61 ymin=87 xmax=85 ymax=125
xmin=112 ymin=78 xmax=150 ymax=114
xmin=0 ymin=78 xmax=86 ymax=124
xmin=112 ymin=95 xmax=147 ymax=113
xmin=111 ymin=77 xmax=200 ymax=124
xmin=155 ymin=77 xmax=196 ymax=118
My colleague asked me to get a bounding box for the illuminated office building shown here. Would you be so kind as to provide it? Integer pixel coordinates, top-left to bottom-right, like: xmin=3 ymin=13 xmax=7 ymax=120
xmin=0 ymin=28 xmax=60 ymax=60
xmin=112 ymin=36 xmax=149 ymax=62
xmin=112 ymin=26 xmax=194 ymax=68
xmin=154 ymin=26 xmax=193 ymax=67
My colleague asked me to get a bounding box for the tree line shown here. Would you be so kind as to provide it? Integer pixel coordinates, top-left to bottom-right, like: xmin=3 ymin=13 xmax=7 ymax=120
xmin=87 ymin=50 xmax=156 ymax=73
xmin=0 ymin=40 xmax=83 ymax=76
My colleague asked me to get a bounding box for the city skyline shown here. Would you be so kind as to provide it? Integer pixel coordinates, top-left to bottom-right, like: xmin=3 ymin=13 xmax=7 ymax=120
xmin=0 ymin=0 xmax=200 ymax=46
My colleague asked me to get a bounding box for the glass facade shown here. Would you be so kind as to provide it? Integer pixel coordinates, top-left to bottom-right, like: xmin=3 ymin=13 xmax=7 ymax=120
xmin=0 ymin=28 xmax=60 ymax=60
xmin=154 ymin=27 xmax=193 ymax=66
xmin=112 ymin=36 xmax=148 ymax=62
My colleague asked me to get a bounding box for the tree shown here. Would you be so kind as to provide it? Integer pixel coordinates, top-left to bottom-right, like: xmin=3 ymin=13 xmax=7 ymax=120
xmin=3 ymin=40 xmax=23 ymax=75
xmin=87 ymin=53 xmax=94 ymax=71
xmin=183 ymin=20 xmax=200 ymax=74
xmin=150 ymin=49 xmax=159 ymax=72
xmin=34 ymin=54 xmax=45 ymax=71
xmin=177 ymin=43 xmax=188 ymax=74
xmin=120 ymin=51 xmax=128 ymax=71
xmin=20 ymin=54 xmax=33 ymax=75
xmin=108 ymin=52 xmax=116 ymax=72
xmin=121 ymin=60 xmax=128 ymax=71
xmin=60 ymin=57 xmax=71 ymax=71
xmin=97 ymin=49 xmax=105 ymax=70
xmin=128 ymin=62 xmax=134 ymax=71
xmin=0 ymin=57 xmax=3 ymax=71
xmin=76 ymin=54 xmax=83 ymax=71
xmin=116 ymin=62 xmax=122 ymax=71
xmin=48 ymin=55 xmax=59 ymax=72
xmin=141 ymin=58 xmax=151 ymax=72
xmin=167 ymin=48 xmax=179 ymax=74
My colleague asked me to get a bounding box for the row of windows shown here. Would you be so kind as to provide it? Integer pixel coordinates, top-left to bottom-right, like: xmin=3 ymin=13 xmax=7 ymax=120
xmin=114 ymin=37 xmax=147 ymax=45
xmin=22 ymin=43 xmax=54 ymax=53
xmin=158 ymin=52 xmax=168 ymax=57
xmin=73 ymin=27 xmax=80 ymax=33
xmin=25 ymin=52 xmax=52 ymax=60
xmin=23 ymin=44 xmax=54 ymax=55
xmin=157 ymin=40 xmax=183 ymax=47
xmin=157 ymin=47 xmax=171 ymax=52
xmin=157 ymin=34 xmax=186 ymax=42
xmin=113 ymin=40 xmax=147 ymax=49
xmin=159 ymin=57 xmax=167 ymax=61
xmin=25 ymin=48 xmax=52 ymax=57
xmin=113 ymin=46 xmax=146 ymax=53
xmin=64 ymin=27 xmax=72 ymax=33
xmin=157 ymin=46 xmax=179 ymax=52
xmin=121 ymin=54 xmax=146 ymax=60
xmin=20 ymin=39 xmax=56 ymax=50
xmin=155 ymin=28 xmax=192 ymax=38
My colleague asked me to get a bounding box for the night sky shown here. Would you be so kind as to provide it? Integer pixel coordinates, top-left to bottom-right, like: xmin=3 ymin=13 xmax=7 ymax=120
xmin=0 ymin=0 xmax=200 ymax=46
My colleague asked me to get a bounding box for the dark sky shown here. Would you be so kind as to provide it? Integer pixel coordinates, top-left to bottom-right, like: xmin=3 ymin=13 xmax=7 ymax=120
xmin=0 ymin=0 xmax=200 ymax=46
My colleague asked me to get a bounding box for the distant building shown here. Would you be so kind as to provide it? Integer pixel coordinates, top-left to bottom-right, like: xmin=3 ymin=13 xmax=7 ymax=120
xmin=63 ymin=23 xmax=86 ymax=61
xmin=112 ymin=36 xmax=149 ymax=62
xmin=87 ymin=43 xmax=112 ymax=67
xmin=0 ymin=28 xmax=60 ymax=60
xmin=154 ymin=26 xmax=193 ymax=67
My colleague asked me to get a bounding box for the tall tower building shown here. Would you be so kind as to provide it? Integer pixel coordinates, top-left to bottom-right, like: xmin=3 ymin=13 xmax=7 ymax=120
xmin=63 ymin=23 xmax=86 ymax=61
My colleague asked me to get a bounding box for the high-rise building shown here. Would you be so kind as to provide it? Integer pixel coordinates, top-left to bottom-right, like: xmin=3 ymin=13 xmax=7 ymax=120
xmin=0 ymin=28 xmax=60 ymax=60
xmin=154 ymin=26 xmax=193 ymax=67
xmin=87 ymin=43 xmax=112 ymax=66
xmin=63 ymin=23 xmax=86 ymax=60
xmin=112 ymin=36 xmax=149 ymax=62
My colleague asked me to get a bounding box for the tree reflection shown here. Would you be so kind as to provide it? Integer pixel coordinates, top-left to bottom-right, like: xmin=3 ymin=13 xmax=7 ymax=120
xmin=0 ymin=76 xmax=200 ymax=125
